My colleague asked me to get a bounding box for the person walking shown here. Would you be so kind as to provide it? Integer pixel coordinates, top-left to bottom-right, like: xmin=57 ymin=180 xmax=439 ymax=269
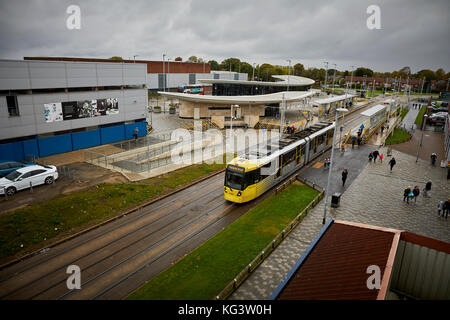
xmin=438 ymin=200 xmax=444 ymax=217
xmin=342 ymin=169 xmax=348 ymax=187
xmin=388 ymin=157 xmax=396 ymax=172
xmin=372 ymin=150 xmax=379 ymax=162
xmin=413 ymin=186 xmax=420 ymax=203
xmin=133 ymin=127 xmax=139 ymax=140
xmin=368 ymin=152 xmax=373 ymax=162
xmin=443 ymin=199 xmax=450 ymax=219
xmin=403 ymin=186 xmax=412 ymax=204
xmin=423 ymin=181 xmax=432 ymax=197
xmin=431 ymin=153 xmax=437 ymax=166
xmin=352 ymin=137 xmax=356 ymax=149
xmin=379 ymin=153 xmax=383 ymax=163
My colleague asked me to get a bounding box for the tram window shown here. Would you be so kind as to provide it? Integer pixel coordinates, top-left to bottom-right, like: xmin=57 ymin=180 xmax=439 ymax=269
xmin=318 ymin=134 xmax=325 ymax=145
xmin=246 ymin=168 xmax=261 ymax=185
xmin=260 ymin=162 xmax=274 ymax=179
xmin=283 ymin=149 xmax=296 ymax=165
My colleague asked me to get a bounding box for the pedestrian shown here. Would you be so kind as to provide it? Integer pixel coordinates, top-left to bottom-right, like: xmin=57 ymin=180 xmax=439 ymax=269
xmin=372 ymin=150 xmax=379 ymax=161
xmin=381 ymin=126 xmax=384 ymax=134
xmin=342 ymin=169 xmax=348 ymax=187
xmin=379 ymin=154 xmax=383 ymax=163
xmin=291 ymin=125 xmax=295 ymax=133
xmin=388 ymin=157 xmax=396 ymax=172
xmin=341 ymin=142 xmax=345 ymax=152
xmin=368 ymin=152 xmax=373 ymax=162
xmin=403 ymin=186 xmax=412 ymax=203
xmin=413 ymin=186 xmax=420 ymax=203
xmin=443 ymin=199 xmax=450 ymax=219
xmin=352 ymin=137 xmax=356 ymax=149
xmin=431 ymin=153 xmax=437 ymax=166
xmin=438 ymin=200 xmax=444 ymax=217
xmin=423 ymin=181 xmax=432 ymax=197
xmin=133 ymin=127 xmax=139 ymax=140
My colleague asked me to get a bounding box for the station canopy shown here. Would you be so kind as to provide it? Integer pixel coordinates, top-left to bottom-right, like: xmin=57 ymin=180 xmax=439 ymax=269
xmin=197 ymin=75 xmax=315 ymax=87
xmin=313 ymin=94 xmax=356 ymax=105
xmin=158 ymin=90 xmax=318 ymax=105
xmin=360 ymin=104 xmax=387 ymax=117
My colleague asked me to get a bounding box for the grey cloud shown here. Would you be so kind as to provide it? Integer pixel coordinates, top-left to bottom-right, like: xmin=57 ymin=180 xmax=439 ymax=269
xmin=0 ymin=0 xmax=448 ymax=73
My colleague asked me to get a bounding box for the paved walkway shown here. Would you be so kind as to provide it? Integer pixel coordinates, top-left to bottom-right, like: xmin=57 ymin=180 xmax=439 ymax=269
xmin=230 ymin=148 xmax=449 ymax=300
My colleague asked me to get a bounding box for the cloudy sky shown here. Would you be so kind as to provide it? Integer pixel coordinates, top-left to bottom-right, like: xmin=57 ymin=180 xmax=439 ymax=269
xmin=0 ymin=0 xmax=448 ymax=73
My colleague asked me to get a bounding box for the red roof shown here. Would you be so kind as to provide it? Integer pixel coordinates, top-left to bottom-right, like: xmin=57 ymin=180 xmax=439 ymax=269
xmin=276 ymin=221 xmax=398 ymax=300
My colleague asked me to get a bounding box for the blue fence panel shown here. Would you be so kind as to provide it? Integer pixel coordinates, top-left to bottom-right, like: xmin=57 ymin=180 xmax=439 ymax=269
xmin=0 ymin=141 xmax=25 ymax=161
xmin=100 ymin=124 xmax=125 ymax=144
xmin=72 ymin=129 xmax=101 ymax=150
xmin=38 ymin=134 xmax=73 ymax=157
xmin=125 ymin=122 xmax=147 ymax=139
xmin=23 ymin=138 xmax=39 ymax=161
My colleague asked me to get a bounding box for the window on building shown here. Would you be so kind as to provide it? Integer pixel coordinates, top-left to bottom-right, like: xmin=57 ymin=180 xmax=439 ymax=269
xmin=6 ymin=96 xmax=19 ymax=117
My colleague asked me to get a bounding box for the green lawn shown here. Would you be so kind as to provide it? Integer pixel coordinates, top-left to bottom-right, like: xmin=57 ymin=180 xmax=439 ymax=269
xmin=414 ymin=105 xmax=427 ymax=126
xmin=385 ymin=128 xmax=411 ymax=145
xmin=127 ymin=183 xmax=319 ymax=300
xmin=0 ymin=159 xmax=227 ymax=261
xmin=400 ymin=108 xmax=409 ymax=121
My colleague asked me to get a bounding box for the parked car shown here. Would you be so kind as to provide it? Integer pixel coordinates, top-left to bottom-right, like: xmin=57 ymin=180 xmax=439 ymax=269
xmin=0 ymin=161 xmax=35 ymax=178
xmin=0 ymin=165 xmax=58 ymax=196
xmin=431 ymin=107 xmax=448 ymax=113
xmin=428 ymin=115 xmax=447 ymax=126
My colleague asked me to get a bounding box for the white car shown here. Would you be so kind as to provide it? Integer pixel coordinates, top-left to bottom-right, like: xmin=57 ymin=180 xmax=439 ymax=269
xmin=0 ymin=165 xmax=58 ymax=196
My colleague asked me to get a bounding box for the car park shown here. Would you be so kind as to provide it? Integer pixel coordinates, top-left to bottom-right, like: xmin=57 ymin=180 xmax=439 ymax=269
xmin=0 ymin=164 xmax=58 ymax=196
xmin=0 ymin=161 xmax=35 ymax=178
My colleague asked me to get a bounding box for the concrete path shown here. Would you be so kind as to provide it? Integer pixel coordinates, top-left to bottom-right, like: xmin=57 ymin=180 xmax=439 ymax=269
xmin=230 ymin=148 xmax=449 ymax=300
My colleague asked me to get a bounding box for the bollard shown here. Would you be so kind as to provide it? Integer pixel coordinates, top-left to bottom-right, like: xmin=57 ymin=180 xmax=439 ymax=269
xmin=52 ymin=175 xmax=56 ymax=186
xmin=248 ymin=263 xmax=252 ymax=273
xmin=30 ymin=181 xmax=33 ymax=193
xmin=4 ymin=187 xmax=8 ymax=200
xmin=233 ymin=279 xmax=237 ymax=289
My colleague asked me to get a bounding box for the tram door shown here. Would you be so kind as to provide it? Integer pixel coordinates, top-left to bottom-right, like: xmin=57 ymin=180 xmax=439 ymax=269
xmin=313 ymin=137 xmax=318 ymax=153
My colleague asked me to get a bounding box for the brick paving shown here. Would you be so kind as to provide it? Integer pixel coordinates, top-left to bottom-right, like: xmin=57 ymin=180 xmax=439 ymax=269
xmin=230 ymin=148 xmax=449 ymax=300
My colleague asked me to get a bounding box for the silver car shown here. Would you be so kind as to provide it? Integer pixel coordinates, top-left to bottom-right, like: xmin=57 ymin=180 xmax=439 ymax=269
xmin=0 ymin=164 xmax=59 ymax=196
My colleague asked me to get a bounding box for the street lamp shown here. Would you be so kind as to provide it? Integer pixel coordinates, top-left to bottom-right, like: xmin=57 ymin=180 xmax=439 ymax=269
xmin=162 ymin=53 xmax=166 ymax=92
xmin=324 ymin=61 xmax=329 ymax=89
xmin=416 ymin=114 xmax=428 ymax=162
xmin=331 ymin=64 xmax=337 ymax=93
xmin=252 ymin=63 xmax=256 ymax=81
xmin=167 ymin=58 xmax=171 ymax=93
xmin=349 ymin=65 xmax=355 ymax=91
xmin=230 ymin=104 xmax=240 ymax=131
xmin=287 ymin=59 xmax=291 ymax=91
xmin=322 ymin=107 xmax=348 ymax=224
xmin=133 ymin=55 xmax=139 ymax=63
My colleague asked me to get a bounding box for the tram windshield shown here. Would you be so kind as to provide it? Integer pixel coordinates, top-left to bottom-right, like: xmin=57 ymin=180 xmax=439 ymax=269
xmin=225 ymin=171 xmax=245 ymax=190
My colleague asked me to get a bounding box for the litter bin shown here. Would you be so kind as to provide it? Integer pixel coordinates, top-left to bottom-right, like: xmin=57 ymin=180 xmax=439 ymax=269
xmin=331 ymin=192 xmax=342 ymax=208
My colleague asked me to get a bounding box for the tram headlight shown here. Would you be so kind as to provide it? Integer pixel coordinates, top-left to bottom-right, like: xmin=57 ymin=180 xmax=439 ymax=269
xmin=224 ymin=187 xmax=227 ymax=193
xmin=237 ymin=191 xmax=242 ymax=196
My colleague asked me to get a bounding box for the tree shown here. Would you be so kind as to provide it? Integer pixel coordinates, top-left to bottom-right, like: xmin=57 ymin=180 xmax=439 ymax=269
xmin=293 ymin=63 xmax=305 ymax=76
xmin=354 ymin=67 xmax=374 ymax=77
xmin=109 ymin=56 xmax=123 ymax=60
xmin=416 ymin=69 xmax=437 ymax=81
xmin=187 ymin=56 xmax=199 ymax=63
xmin=220 ymin=58 xmax=241 ymax=72
xmin=208 ymin=60 xmax=220 ymax=70
xmin=435 ymin=68 xmax=446 ymax=80
xmin=175 ymin=57 xmax=183 ymax=62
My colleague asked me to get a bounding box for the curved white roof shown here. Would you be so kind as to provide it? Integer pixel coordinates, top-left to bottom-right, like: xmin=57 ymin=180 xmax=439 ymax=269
xmin=197 ymin=75 xmax=315 ymax=87
xmin=313 ymin=94 xmax=355 ymax=105
xmin=158 ymin=90 xmax=316 ymax=104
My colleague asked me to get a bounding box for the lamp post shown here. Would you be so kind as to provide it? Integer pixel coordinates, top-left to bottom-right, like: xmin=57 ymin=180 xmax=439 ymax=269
xmin=324 ymin=61 xmax=329 ymax=89
xmin=133 ymin=55 xmax=138 ymax=63
xmin=287 ymin=59 xmax=291 ymax=91
xmin=416 ymin=114 xmax=428 ymax=162
xmin=162 ymin=53 xmax=166 ymax=92
xmin=167 ymin=58 xmax=170 ymax=93
xmin=331 ymin=64 xmax=337 ymax=93
xmin=322 ymin=107 xmax=348 ymax=225
xmin=252 ymin=63 xmax=256 ymax=81
xmin=350 ymin=65 xmax=354 ymax=91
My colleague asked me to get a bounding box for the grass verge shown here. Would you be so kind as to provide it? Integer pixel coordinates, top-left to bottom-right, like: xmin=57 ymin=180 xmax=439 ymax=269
xmin=0 ymin=158 xmax=228 ymax=262
xmin=414 ymin=105 xmax=427 ymax=126
xmin=400 ymin=108 xmax=409 ymax=121
xmin=385 ymin=128 xmax=411 ymax=145
xmin=127 ymin=183 xmax=319 ymax=300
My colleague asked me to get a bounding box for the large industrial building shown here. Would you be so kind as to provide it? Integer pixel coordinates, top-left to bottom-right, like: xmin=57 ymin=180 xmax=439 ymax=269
xmin=0 ymin=59 xmax=148 ymax=161
xmin=24 ymin=57 xmax=248 ymax=92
